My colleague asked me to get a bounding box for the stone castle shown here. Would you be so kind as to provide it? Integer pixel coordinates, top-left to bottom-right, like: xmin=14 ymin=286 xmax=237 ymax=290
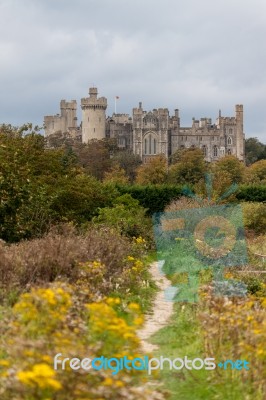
xmin=44 ymin=87 xmax=245 ymax=162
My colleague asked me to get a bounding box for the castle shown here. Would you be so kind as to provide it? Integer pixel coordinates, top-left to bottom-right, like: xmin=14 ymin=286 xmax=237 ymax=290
xmin=44 ymin=87 xmax=245 ymax=162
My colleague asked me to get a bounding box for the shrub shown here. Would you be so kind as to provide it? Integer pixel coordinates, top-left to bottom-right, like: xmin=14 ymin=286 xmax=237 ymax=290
xmin=0 ymin=225 xmax=133 ymax=303
xmin=0 ymin=283 xmax=165 ymax=400
xmin=93 ymin=194 xmax=153 ymax=242
xmin=242 ymin=202 xmax=266 ymax=234
xmin=236 ymin=185 xmax=266 ymax=202
xmin=245 ymin=160 xmax=266 ymax=184
xmin=116 ymin=184 xmax=183 ymax=215
xmin=50 ymin=174 xmax=119 ymax=224
xmin=199 ymin=290 xmax=266 ymax=398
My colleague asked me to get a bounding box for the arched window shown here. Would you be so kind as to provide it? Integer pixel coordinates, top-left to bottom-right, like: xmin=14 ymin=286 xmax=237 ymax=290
xmin=202 ymin=145 xmax=207 ymax=157
xmin=213 ymin=146 xmax=218 ymax=157
xmin=227 ymin=149 xmax=232 ymax=155
xmin=144 ymin=133 xmax=158 ymax=155
xmin=227 ymin=136 xmax=232 ymax=145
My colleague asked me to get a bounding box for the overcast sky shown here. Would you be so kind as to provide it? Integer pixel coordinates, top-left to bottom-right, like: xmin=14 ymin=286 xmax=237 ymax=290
xmin=0 ymin=0 xmax=266 ymax=142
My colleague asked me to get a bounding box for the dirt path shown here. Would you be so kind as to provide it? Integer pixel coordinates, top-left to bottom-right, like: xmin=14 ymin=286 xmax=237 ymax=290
xmin=137 ymin=261 xmax=174 ymax=353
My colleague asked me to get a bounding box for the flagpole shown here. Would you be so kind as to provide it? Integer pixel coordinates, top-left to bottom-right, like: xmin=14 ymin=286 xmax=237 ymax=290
xmin=115 ymin=97 xmax=117 ymax=114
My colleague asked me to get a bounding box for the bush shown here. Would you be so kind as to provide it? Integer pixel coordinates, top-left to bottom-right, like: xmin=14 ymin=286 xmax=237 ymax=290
xmin=242 ymin=202 xmax=266 ymax=233
xmin=0 ymin=225 xmax=133 ymax=303
xmin=236 ymin=185 xmax=266 ymax=202
xmin=116 ymin=184 xmax=183 ymax=215
xmin=0 ymin=283 xmax=164 ymax=400
xmin=50 ymin=175 xmax=119 ymax=224
xmin=93 ymin=194 xmax=153 ymax=243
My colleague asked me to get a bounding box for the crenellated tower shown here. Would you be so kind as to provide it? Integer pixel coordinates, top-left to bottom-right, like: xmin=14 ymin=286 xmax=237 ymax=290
xmin=81 ymin=87 xmax=107 ymax=143
xmin=235 ymin=104 xmax=245 ymax=161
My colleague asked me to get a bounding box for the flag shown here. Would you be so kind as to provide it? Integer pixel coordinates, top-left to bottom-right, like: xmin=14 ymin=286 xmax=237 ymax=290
xmin=115 ymin=96 xmax=119 ymax=99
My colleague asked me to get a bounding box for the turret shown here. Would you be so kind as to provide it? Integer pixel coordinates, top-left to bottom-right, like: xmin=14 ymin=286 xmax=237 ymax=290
xmin=235 ymin=104 xmax=245 ymax=161
xmin=81 ymin=87 xmax=107 ymax=143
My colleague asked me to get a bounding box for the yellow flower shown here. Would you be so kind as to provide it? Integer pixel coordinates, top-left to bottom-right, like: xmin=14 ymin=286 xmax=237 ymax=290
xmin=133 ymin=316 xmax=144 ymax=326
xmin=128 ymin=303 xmax=140 ymax=311
xmin=0 ymin=360 xmax=10 ymax=367
xmin=115 ymin=380 xmax=124 ymax=387
xmin=17 ymin=363 xmax=62 ymax=390
xmin=106 ymin=297 xmax=120 ymax=306
xmin=103 ymin=377 xmax=113 ymax=386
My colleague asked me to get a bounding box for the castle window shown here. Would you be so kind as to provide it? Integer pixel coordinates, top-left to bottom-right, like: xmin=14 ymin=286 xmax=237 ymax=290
xmin=200 ymin=136 xmax=202 ymax=141
xmin=144 ymin=133 xmax=158 ymax=155
xmin=229 ymin=128 xmax=233 ymax=135
xmin=94 ymin=128 xmax=95 ymax=132
xmin=185 ymin=136 xmax=187 ymax=141
xmin=213 ymin=145 xmax=218 ymax=157
xmin=227 ymin=136 xmax=232 ymax=145
xmin=88 ymin=117 xmax=89 ymax=122
xmin=99 ymin=117 xmax=101 ymax=123
xmin=227 ymin=149 xmax=232 ymax=155
xmin=202 ymin=145 xmax=207 ymax=157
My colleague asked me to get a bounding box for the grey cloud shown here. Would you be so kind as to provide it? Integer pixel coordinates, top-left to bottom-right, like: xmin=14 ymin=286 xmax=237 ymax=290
xmin=0 ymin=0 xmax=265 ymax=142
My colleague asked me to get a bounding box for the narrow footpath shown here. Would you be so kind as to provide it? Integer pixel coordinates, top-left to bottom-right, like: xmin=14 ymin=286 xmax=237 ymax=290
xmin=138 ymin=261 xmax=174 ymax=353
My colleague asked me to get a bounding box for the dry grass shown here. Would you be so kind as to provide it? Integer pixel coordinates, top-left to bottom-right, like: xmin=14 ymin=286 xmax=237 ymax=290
xmin=0 ymin=224 xmax=132 ymax=303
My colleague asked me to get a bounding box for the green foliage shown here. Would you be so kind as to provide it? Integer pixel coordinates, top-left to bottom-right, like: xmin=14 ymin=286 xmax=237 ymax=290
xmin=93 ymin=194 xmax=153 ymax=241
xmin=241 ymin=276 xmax=265 ymax=296
xmin=236 ymin=185 xmax=266 ymax=202
xmin=136 ymin=155 xmax=168 ymax=184
xmin=112 ymin=150 xmax=142 ymax=183
xmin=73 ymin=138 xmax=118 ymax=180
xmin=244 ymin=159 xmax=266 ymax=184
xmin=103 ymin=162 xmax=129 ymax=184
xmin=245 ymin=137 xmax=266 ymax=165
xmin=0 ymin=130 xmax=120 ymax=241
xmin=50 ymin=174 xmax=118 ymax=224
xmin=242 ymin=202 xmax=266 ymax=233
xmin=116 ymin=184 xmax=184 ymax=215
xmin=211 ymin=155 xmax=245 ymax=183
xmin=168 ymin=148 xmax=207 ymax=185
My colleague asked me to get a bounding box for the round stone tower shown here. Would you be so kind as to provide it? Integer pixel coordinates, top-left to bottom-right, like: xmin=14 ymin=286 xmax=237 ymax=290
xmin=81 ymin=87 xmax=107 ymax=143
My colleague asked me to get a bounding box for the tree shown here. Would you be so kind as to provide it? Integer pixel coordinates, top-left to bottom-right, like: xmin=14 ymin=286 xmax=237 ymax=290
xmin=211 ymin=155 xmax=245 ymax=184
xmin=135 ymin=155 xmax=167 ymax=185
xmin=245 ymin=137 xmax=266 ymax=165
xmin=112 ymin=151 xmax=142 ymax=183
xmin=103 ymin=163 xmax=129 ymax=184
xmin=168 ymin=148 xmax=207 ymax=185
xmin=73 ymin=139 xmax=112 ymax=180
xmin=245 ymin=159 xmax=266 ymax=184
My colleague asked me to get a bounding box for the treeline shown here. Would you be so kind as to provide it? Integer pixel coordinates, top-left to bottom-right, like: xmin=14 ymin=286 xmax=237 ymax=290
xmin=0 ymin=124 xmax=265 ymax=242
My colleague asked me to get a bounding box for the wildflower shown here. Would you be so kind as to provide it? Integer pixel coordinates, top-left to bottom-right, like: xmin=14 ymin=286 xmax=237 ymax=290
xmin=128 ymin=303 xmax=140 ymax=312
xmin=17 ymin=363 xmax=62 ymax=390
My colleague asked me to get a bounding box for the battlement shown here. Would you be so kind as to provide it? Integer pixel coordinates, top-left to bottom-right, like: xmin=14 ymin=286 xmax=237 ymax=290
xmin=60 ymin=100 xmax=77 ymax=110
xmin=44 ymin=89 xmax=244 ymax=162
xmin=81 ymin=87 xmax=107 ymax=110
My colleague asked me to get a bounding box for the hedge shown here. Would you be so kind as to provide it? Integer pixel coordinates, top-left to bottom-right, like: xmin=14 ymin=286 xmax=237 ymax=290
xmin=236 ymin=185 xmax=266 ymax=202
xmin=115 ymin=184 xmax=184 ymax=215
xmin=115 ymin=184 xmax=266 ymax=215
